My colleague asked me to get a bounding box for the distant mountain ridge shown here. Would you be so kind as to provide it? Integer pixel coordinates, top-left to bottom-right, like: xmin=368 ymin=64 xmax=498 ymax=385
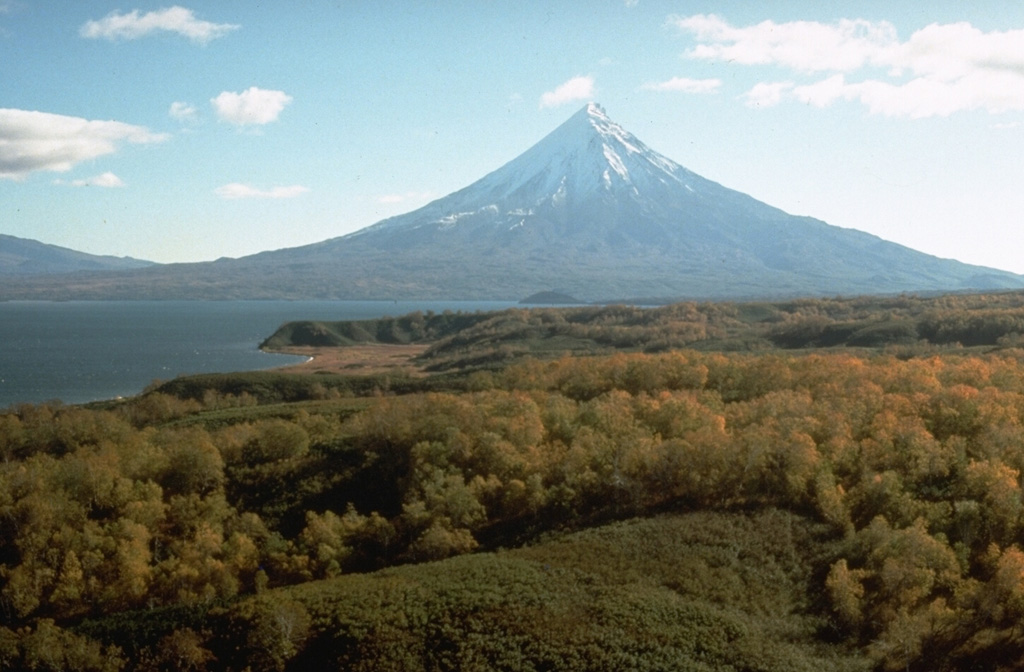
xmin=3 ymin=103 xmax=1022 ymax=300
xmin=0 ymin=234 xmax=155 ymax=276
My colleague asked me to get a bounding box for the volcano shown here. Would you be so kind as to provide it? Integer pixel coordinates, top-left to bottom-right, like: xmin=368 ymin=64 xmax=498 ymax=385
xmin=5 ymin=103 xmax=1023 ymax=300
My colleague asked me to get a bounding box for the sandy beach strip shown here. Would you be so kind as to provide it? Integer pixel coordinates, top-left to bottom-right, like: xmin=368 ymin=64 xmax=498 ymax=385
xmin=267 ymin=343 xmax=430 ymax=376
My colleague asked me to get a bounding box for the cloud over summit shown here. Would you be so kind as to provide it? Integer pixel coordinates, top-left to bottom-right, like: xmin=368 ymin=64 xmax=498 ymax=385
xmin=540 ymin=76 xmax=595 ymax=108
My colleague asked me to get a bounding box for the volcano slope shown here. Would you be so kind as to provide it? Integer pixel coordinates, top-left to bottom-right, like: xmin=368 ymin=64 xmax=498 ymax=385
xmin=4 ymin=103 xmax=1022 ymax=300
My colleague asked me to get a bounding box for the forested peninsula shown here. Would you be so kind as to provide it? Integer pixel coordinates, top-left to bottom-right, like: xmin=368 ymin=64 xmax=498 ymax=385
xmin=7 ymin=292 xmax=1024 ymax=670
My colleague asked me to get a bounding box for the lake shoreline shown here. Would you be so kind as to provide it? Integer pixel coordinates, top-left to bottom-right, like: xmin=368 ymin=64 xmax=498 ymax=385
xmin=0 ymin=300 xmax=517 ymax=407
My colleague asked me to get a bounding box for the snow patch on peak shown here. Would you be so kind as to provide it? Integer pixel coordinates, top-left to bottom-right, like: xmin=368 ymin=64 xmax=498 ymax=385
xmin=434 ymin=212 xmax=471 ymax=229
xmin=585 ymin=102 xmax=608 ymax=120
xmin=550 ymin=177 xmax=568 ymax=207
xmin=433 ymin=205 xmax=500 ymax=229
xmin=594 ymin=122 xmax=641 ymax=155
xmin=577 ymin=103 xmax=640 ymax=152
xmin=603 ymin=144 xmax=629 ymax=181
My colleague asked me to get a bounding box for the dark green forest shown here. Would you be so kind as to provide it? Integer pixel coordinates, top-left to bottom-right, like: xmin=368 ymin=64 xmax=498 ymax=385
xmin=8 ymin=292 xmax=1024 ymax=670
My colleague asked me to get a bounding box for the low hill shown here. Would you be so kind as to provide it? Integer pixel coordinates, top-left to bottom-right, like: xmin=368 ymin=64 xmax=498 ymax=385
xmin=261 ymin=290 xmax=1024 ymax=373
xmin=0 ymin=233 xmax=155 ymax=275
xmin=259 ymin=310 xmax=492 ymax=350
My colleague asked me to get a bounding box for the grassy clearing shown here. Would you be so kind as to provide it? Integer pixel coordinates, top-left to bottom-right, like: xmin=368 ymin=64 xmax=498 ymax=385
xmin=214 ymin=509 xmax=869 ymax=672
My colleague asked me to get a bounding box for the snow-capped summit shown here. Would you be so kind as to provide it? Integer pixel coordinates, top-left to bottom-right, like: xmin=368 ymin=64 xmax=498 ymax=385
xmin=567 ymin=101 xmax=686 ymax=185
xmin=358 ymin=102 xmax=714 ymax=243
xmin=298 ymin=102 xmax=1024 ymax=299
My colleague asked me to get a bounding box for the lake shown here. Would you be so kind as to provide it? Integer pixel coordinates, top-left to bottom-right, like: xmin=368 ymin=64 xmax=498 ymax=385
xmin=0 ymin=300 xmax=516 ymax=408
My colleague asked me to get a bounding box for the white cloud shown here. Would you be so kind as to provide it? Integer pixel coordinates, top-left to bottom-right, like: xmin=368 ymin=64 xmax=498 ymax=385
xmin=540 ymin=76 xmax=595 ymax=108
xmin=743 ymin=81 xmax=794 ymax=108
xmin=215 ymin=183 xmax=309 ymax=200
xmin=673 ymin=14 xmax=897 ymax=73
xmin=899 ymin=22 xmax=1024 ymax=81
xmin=80 ymin=6 xmax=239 ymax=44
xmin=169 ymin=101 xmax=198 ymax=122
xmin=791 ymin=74 xmax=849 ymax=108
xmin=673 ymin=14 xmax=1024 ymax=118
xmin=69 ymin=172 xmax=125 ymax=188
xmin=788 ymin=71 xmax=1024 ymax=118
xmin=211 ymin=87 xmax=292 ymax=125
xmin=642 ymin=76 xmax=721 ymax=93
xmin=0 ymin=108 xmax=167 ymax=180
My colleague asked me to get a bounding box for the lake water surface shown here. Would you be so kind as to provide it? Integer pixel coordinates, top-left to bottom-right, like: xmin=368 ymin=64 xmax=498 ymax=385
xmin=0 ymin=300 xmax=515 ymax=408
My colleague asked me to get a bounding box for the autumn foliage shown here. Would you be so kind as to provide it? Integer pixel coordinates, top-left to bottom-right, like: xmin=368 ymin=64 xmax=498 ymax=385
xmin=7 ymin=294 xmax=1024 ymax=668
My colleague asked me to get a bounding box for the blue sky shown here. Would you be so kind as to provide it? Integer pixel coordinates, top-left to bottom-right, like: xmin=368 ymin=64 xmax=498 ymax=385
xmin=5 ymin=2 xmax=1024 ymax=274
